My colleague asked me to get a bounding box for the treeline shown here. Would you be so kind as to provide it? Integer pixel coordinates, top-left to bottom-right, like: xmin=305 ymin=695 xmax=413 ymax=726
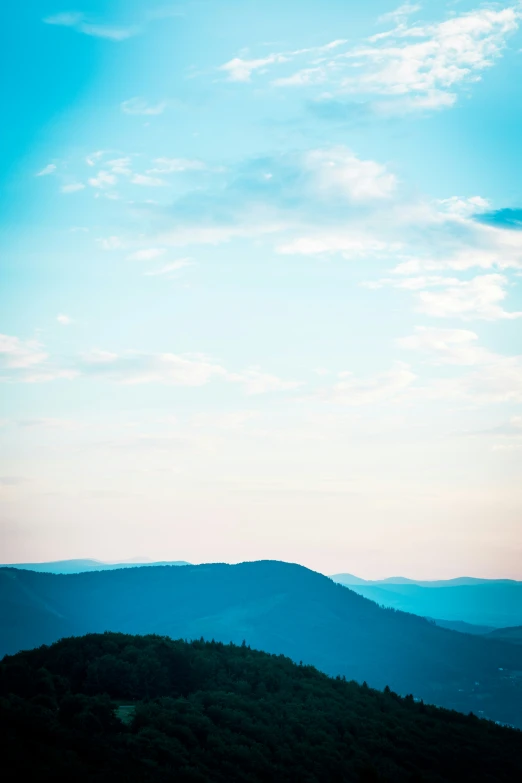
xmin=1 ymin=632 xmax=522 ymax=782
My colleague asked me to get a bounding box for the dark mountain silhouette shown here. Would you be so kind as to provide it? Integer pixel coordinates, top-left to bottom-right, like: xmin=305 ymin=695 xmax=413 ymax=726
xmin=2 ymin=560 xmax=522 ymax=726
xmin=487 ymin=627 xmax=522 ymax=645
xmin=431 ymin=618 xmax=494 ymax=635
xmin=331 ymin=575 xmax=522 ymax=627
xmin=3 ymin=633 xmax=522 ymax=783
xmin=1 ymin=558 xmax=190 ymax=574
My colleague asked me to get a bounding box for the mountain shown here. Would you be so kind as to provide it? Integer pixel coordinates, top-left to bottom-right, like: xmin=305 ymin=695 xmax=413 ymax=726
xmin=331 ymin=576 xmax=522 ymax=627
xmin=0 ymin=558 xmax=190 ymax=574
xmin=431 ymin=618 xmax=494 ymax=635
xmin=3 ymin=633 xmax=522 ymax=783
xmin=2 ymin=560 xmax=522 ymax=727
xmin=487 ymin=627 xmax=522 ymax=645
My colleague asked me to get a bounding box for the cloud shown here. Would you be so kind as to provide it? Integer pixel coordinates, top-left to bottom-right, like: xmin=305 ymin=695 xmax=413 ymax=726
xmin=127 ymin=248 xmax=166 ymax=261
xmin=220 ymin=53 xmax=290 ymax=82
xmin=143 ymin=259 xmax=193 ymax=276
xmin=81 ymin=350 xmax=228 ymax=386
xmin=36 ymin=163 xmax=56 ymax=177
xmin=305 ymin=147 xmax=396 ymax=201
xmin=57 ymin=314 xmax=73 ymax=325
xmin=44 ymin=13 xmax=137 ymax=41
xmin=88 ymin=171 xmax=117 ymax=189
xmin=222 ymin=6 xmax=520 ymax=113
xmin=230 ymin=369 xmax=302 ymax=395
xmin=277 ymin=232 xmax=389 ymax=258
xmin=219 ymin=40 xmax=347 ymax=82
xmin=321 ymin=362 xmax=416 ymax=405
xmin=415 ymin=274 xmax=522 ymax=320
xmin=61 ymin=183 xmax=85 ymax=193
xmin=398 ymin=327 xmax=522 ymax=404
xmin=121 ymin=98 xmax=167 ymax=115
xmin=17 ymin=418 xmax=78 ymax=430
xmin=377 ymin=3 xmax=421 ymax=25
xmin=367 ymin=274 xmax=522 ymax=320
xmin=0 ymin=332 xmax=299 ymax=394
xmin=106 ymin=158 xmax=132 ymax=175
xmin=97 ymin=236 xmax=125 ymax=250
xmin=0 ymin=334 xmax=48 ymax=370
xmin=130 ymin=174 xmax=168 ymax=187
xmin=148 ymin=158 xmax=206 ymax=173
xmin=397 ymin=326 xmax=494 ymax=366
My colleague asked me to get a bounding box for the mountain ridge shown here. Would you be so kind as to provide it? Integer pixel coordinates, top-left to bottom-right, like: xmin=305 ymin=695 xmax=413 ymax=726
xmin=2 ymin=559 xmax=522 ymax=727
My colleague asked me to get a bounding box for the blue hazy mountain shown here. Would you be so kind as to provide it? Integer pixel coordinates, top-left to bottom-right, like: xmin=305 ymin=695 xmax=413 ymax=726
xmin=331 ymin=575 xmax=522 ymax=627
xmin=2 ymin=560 xmax=522 ymax=727
xmin=0 ymin=558 xmax=190 ymax=574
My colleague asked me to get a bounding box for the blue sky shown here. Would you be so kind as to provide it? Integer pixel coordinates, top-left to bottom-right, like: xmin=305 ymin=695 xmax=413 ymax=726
xmin=1 ymin=1 xmax=522 ymax=577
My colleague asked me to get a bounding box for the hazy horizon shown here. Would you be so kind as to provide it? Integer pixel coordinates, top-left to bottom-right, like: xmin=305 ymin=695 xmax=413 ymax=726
xmin=1 ymin=1 xmax=522 ymax=579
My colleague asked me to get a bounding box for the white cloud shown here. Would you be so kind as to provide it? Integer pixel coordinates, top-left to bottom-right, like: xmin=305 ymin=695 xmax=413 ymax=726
xmin=61 ymin=183 xmax=85 ymax=193
xmin=416 ymin=274 xmax=522 ymax=320
xmin=148 ymin=158 xmax=206 ymax=173
xmin=305 ymin=147 xmax=396 ymax=201
xmin=36 ymin=163 xmax=56 ymax=177
xmin=220 ymin=53 xmax=290 ymax=82
xmin=44 ymin=13 xmax=137 ymax=40
xmin=97 ymin=236 xmax=125 ymax=250
xmin=277 ymin=232 xmax=389 ymax=258
xmin=57 ymin=314 xmax=73 ymax=326
xmin=230 ymin=369 xmax=302 ymax=395
xmin=395 ymin=328 xmax=522 ymax=405
xmin=130 ymin=174 xmax=168 ymax=187
xmin=437 ymin=195 xmax=490 ymax=218
xmin=219 ymin=40 xmax=347 ymax=82
xmin=127 ymin=248 xmax=166 ymax=261
xmin=121 ymin=98 xmax=167 ymax=115
xmin=397 ymin=327 xmax=494 ymax=366
xmin=225 ymin=6 xmax=521 ymax=112
xmin=88 ymin=171 xmax=117 ymax=188
xmin=106 ymin=157 xmax=132 ymax=175
xmin=377 ymin=3 xmax=421 ymax=25
xmin=144 ymin=259 xmax=193 ymax=276
xmin=0 ymin=334 xmax=48 ymax=369
xmin=322 ymin=362 xmax=416 ymax=405
xmin=367 ymin=274 xmax=522 ymax=320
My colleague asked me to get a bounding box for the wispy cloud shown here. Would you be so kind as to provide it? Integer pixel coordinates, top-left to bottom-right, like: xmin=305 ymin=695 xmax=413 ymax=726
xmin=121 ymin=98 xmax=167 ymax=115
xmin=130 ymin=174 xmax=168 ymax=187
xmin=57 ymin=314 xmax=73 ymax=325
xmin=305 ymin=147 xmax=397 ymax=201
xmin=366 ymin=274 xmax=522 ymax=320
xmin=36 ymin=163 xmax=56 ymax=177
xmin=220 ymin=6 xmax=521 ymax=113
xmin=0 ymin=334 xmax=48 ymax=369
xmin=44 ymin=12 xmax=138 ymax=41
xmin=148 ymin=158 xmax=206 ymax=173
xmin=61 ymin=182 xmax=85 ymax=193
xmin=143 ymin=259 xmax=193 ymax=276
xmin=127 ymin=248 xmax=166 ymax=262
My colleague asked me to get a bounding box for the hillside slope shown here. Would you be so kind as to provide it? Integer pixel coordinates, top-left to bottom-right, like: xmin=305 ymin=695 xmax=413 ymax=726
xmin=331 ymin=578 xmax=522 ymax=627
xmin=2 ymin=632 xmax=522 ymax=783
xmin=2 ymin=561 xmax=522 ymax=726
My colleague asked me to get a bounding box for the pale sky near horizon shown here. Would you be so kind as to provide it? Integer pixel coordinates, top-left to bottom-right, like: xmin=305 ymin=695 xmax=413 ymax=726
xmin=1 ymin=0 xmax=522 ymax=579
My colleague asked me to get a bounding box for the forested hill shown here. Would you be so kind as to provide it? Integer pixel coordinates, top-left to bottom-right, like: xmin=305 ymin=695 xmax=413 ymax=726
xmin=2 ymin=560 xmax=522 ymax=727
xmin=2 ymin=632 xmax=522 ymax=782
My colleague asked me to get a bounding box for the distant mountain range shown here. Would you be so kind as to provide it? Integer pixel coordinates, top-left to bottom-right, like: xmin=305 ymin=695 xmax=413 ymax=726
xmin=2 ymin=560 xmax=522 ymax=727
xmin=0 ymin=558 xmax=190 ymax=574
xmin=331 ymin=574 xmax=522 ymax=628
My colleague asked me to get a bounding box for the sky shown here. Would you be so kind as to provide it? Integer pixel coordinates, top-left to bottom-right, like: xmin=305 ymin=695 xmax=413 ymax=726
xmin=1 ymin=0 xmax=522 ymax=578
